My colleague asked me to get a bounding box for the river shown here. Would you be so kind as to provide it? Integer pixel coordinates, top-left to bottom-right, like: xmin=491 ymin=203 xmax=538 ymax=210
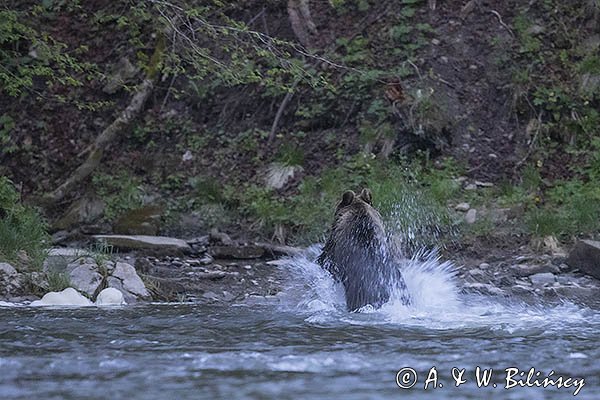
xmin=1 ymin=247 xmax=598 ymax=399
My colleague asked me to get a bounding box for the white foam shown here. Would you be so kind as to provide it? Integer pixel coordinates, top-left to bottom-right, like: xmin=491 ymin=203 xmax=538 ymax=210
xmin=30 ymin=287 xmax=93 ymax=307
xmin=0 ymin=301 xmax=18 ymax=307
xmin=277 ymin=246 xmax=592 ymax=333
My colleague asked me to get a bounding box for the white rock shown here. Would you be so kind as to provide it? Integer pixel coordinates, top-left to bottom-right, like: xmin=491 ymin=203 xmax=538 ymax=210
xmin=69 ymin=264 xmax=103 ymax=297
xmin=111 ymin=262 xmax=150 ymax=299
xmin=455 ymin=202 xmax=470 ymax=212
xmin=30 ymin=288 xmax=93 ymax=306
xmin=465 ymin=209 xmax=477 ymax=224
xmin=265 ymin=163 xmax=303 ymax=190
xmin=475 ymin=180 xmax=494 ymax=187
xmin=95 ymin=288 xmax=126 ymax=306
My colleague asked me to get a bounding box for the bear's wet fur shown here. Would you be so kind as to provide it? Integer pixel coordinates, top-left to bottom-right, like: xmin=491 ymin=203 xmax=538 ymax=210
xmin=317 ymin=188 xmax=411 ymax=311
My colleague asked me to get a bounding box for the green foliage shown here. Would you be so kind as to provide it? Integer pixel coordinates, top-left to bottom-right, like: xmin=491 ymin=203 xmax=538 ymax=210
xmin=0 ymin=176 xmax=49 ymax=270
xmin=0 ymin=114 xmax=16 ymax=155
xmin=513 ymin=14 xmax=542 ymax=54
xmin=236 ymin=155 xmax=457 ymax=245
xmin=274 ymin=143 xmax=304 ymax=167
xmin=0 ymin=7 xmax=94 ymax=98
xmin=92 ymin=172 xmax=145 ymax=220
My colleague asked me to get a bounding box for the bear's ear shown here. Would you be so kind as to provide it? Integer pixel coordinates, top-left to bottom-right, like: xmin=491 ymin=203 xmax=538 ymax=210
xmin=359 ymin=188 xmax=372 ymax=205
xmin=338 ymin=190 xmax=355 ymax=208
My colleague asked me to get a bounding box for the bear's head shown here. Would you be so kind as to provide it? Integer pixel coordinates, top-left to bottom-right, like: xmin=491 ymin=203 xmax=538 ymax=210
xmin=331 ymin=188 xmax=385 ymax=242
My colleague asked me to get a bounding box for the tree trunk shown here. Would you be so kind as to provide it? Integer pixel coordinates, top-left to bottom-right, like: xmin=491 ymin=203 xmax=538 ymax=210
xmin=45 ymin=35 xmax=166 ymax=205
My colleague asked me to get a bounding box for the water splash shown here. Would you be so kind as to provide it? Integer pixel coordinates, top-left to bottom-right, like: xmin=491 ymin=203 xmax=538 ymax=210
xmin=277 ymin=246 xmax=593 ymax=333
xmin=277 ymin=245 xmax=458 ymax=314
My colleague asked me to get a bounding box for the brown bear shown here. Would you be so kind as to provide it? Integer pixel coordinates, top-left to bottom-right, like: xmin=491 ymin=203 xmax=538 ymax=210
xmin=317 ymin=188 xmax=411 ymax=311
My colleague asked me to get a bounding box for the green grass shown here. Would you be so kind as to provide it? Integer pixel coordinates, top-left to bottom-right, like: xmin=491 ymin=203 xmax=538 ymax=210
xmin=0 ymin=176 xmax=49 ymax=270
xmin=46 ymin=271 xmax=71 ymax=292
xmin=234 ymin=155 xmax=459 ymax=246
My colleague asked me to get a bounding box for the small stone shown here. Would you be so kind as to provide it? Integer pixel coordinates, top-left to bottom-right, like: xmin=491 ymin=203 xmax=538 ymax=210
xmin=514 ymin=279 xmax=531 ymax=286
xmin=199 ymin=256 xmax=214 ymax=265
xmin=468 ymin=268 xmax=484 ymax=277
xmin=479 ymin=263 xmax=490 ymax=269
xmin=202 ymin=291 xmax=219 ymax=301
xmin=511 ymin=264 xmax=554 ymax=277
xmin=511 ymin=284 xmax=532 ymax=295
xmin=559 ymin=263 xmax=571 ymax=272
xmin=463 ymin=282 xmax=505 ymax=296
xmin=529 ymin=272 xmax=556 ymax=287
xmin=465 ymin=209 xmax=477 ymax=224
xmin=526 ymin=24 xmax=545 ymax=36
xmin=431 ymin=38 xmax=441 ymax=45
xmin=455 ymin=202 xmax=470 ymax=212
xmin=475 ymin=180 xmax=494 ymax=187
xmin=182 ymin=150 xmax=193 ymax=162
xmin=464 ymin=183 xmax=477 ymax=190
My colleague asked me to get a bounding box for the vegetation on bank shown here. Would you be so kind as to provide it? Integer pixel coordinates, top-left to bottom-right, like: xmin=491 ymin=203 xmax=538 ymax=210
xmin=0 ymin=1 xmax=598 ymax=253
xmin=0 ymin=177 xmax=48 ymax=270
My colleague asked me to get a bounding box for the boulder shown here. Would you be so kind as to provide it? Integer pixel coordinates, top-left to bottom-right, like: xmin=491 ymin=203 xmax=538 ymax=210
xmin=30 ymin=287 xmax=93 ymax=306
xmin=69 ymin=264 xmax=103 ymax=297
xmin=43 ymin=248 xmax=84 ymax=273
xmin=96 ymin=288 xmax=126 ymax=306
xmin=566 ymin=240 xmax=600 ymax=280
xmin=0 ymin=262 xmax=17 ymax=277
xmin=93 ymin=235 xmax=191 ymax=254
xmin=110 ymin=262 xmax=150 ymax=300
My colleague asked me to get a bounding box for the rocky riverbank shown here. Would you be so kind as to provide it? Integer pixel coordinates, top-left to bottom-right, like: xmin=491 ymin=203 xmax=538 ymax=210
xmin=1 ymin=232 xmax=599 ymax=308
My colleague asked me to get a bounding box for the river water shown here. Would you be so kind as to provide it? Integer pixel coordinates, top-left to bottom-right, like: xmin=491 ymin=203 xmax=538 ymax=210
xmin=1 ymin=247 xmax=599 ymax=399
